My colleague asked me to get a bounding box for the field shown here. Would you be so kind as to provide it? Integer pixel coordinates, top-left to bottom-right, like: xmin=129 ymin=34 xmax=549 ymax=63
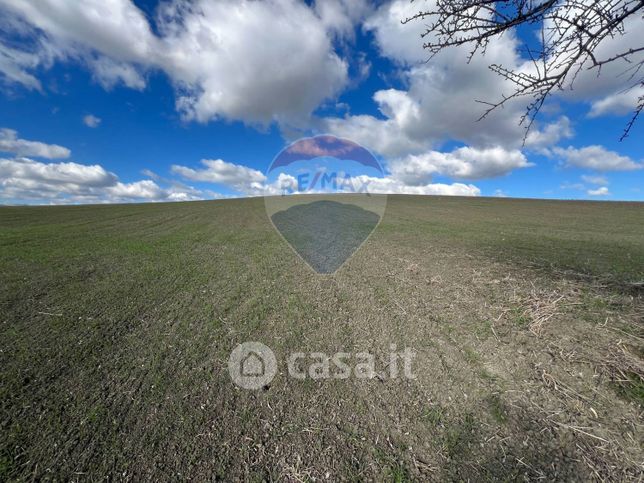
xmin=1 ymin=195 xmax=643 ymax=481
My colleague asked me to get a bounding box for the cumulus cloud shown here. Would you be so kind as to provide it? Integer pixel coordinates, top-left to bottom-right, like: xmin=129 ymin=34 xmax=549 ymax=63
xmin=0 ymin=0 xmax=349 ymax=126
xmin=317 ymin=0 xmax=638 ymax=163
xmin=83 ymin=114 xmax=101 ymax=128
xmin=376 ymin=0 xmax=644 ymax=127
xmin=319 ymin=0 xmax=573 ymax=159
xmin=0 ymin=0 xmax=156 ymax=64
xmin=160 ymin=0 xmax=348 ymax=125
xmin=588 ymin=86 xmax=644 ymax=118
xmin=554 ymin=145 xmax=642 ymax=171
xmin=587 ymin=186 xmax=610 ymax=196
xmin=0 ymin=128 xmax=71 ymax=159
xmin=2 ymin=0 xmax=639 ymax=203
xmin=1 ymin=0 xmax=641 ymax=140
xmin=171 ymin=159 xmax=267 ymax=193
xmin=524 ymin=117 xmax=574 ymax=151
xmin=106 ymin=180 xmax=165 ymax=200
xmin=388 ymin=146 xmax=531 ymax=183
xmin=313 ymin=0 xmax=371 ymax=39
xmin=320 ymin=111 xmax=427 ymax=159
xmin=171 ymin=155 xmax=481 ymax=198
xmin=2 ymin=0 xmax=580 ymax=147
xmin=0 ymin=156 xmax=116 ymax=187
xmin=362 ymin=0 xmax=427 ymax=65
xmin=0 ymin=143 xmax=481 ymax=203
xmin=0 ymin=156 xmax=206 ymax=204
xmin=171 ymin=161 xmax=298 ymax=198
xmin=351 ymin=176 xmax=480 ymax=196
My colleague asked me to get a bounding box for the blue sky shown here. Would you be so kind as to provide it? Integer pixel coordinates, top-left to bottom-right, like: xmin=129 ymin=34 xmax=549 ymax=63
xmin=0 ymin=0 xmax=642 ymax=204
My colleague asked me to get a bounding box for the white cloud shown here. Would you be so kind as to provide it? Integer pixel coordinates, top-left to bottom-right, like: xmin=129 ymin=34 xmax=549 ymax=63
xmin=1 ymin=0 xmax=641 ymax=143
xmin=524 ymin=117 xmax=574 ymax=151
xmin=172 ymin=158 xmax=308 ymax=197
xmin=581 ymin=174 xmax=608 ymax=185
xmin=588 ymin=86 xmax=644 ymax=118
xmin=0 ymin=0 xmax=349 ymax=126
xmin=318 ymin=0 xmax=640 ymax=165
xmin=353 ymin=176 xmax=480 ymax=196
xmin=106 ymin=180 xmax=165 ymax=200
xmin=171 ymin=159 xmax=267 ymax=193
xmin=1 ymin=0 xmax=640 ymax=203
xmin=0 ymin=156 xmax=116 ymax=187
xmin=160 ymin=0 xmax=348 ymax=125
xmin=140 ymin=168 xmax=160 ymax=180
xmin=398 ymin=2 xmax=644 ymax=125
xmin=364 ymin=0 xmax=530 ymax=152
xmin=554 ymin=145 xmax=642 ymax=171
xmin=319 ymin=112 xmax=427 ymax=159
xmin=1 ymin=147 xmax=482 ymax=203
xmin=587 ymin=186 xmax=610 ymax=196
xmin=388 ymin=146 xmax=531 ymax=183
xmin=0 ymin=128 xmax=71 ymax=159
xmin=362 ymin=0 xmax=427 ymax=65
xmin=171 ymin=155 xmax=482 ymax=198
xmin=0 ymin=156 xmax=206 ymax=204
xmin=89 ymin=56 xmax=146 ymax=90
xmin=83 ymin=114 xmax=101 ymax=128
xmin=0 ymin=42 xmax=43 ymax=91
xmin=314 ymin=0 xmax=371 ymax=39
xmin=320 ymin=1 xmax=573 ymax=159
xmin=0 ymin=0 xmax=157 ymax=63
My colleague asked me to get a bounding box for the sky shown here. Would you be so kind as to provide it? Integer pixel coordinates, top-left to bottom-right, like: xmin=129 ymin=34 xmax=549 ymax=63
xmin=0 ymin=0 xmax=642 ymax=205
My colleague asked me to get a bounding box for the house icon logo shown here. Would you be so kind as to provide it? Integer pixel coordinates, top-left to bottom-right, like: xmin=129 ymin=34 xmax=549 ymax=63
xmin=228 ymin=342 xmax=277 ymax=390
xmin=241 ymin=351 xmax=265 ymax=377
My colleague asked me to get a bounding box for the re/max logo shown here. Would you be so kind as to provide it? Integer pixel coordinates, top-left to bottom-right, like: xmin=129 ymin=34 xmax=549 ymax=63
xmin=296 ymin=171 xmax=371 ymax=193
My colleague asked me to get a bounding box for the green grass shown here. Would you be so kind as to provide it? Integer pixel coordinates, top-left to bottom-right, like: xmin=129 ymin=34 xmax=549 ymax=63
xmin=615 ymin=372 xmax=644 ymax=406
xmin=486 ymin=394 xmax=508 ymax=424
xmin=385 ymin=195 xmax=644 ymax=284
xmin=463 ymin=346 xmax=480 ymax=364
xmin=0 ymin=195 xmax=642 ymax=480
xmin=422 ymin=406 xmax=445 ymax=426
xmin=444 ymin=413 xmax=478 ymax=459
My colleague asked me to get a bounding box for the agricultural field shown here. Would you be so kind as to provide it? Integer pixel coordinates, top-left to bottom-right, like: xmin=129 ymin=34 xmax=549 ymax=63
xmin=1 ymin=195 xmax=643 ymax=480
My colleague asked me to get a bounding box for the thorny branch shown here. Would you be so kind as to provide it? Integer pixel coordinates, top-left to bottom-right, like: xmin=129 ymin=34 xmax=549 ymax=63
xmin=403 ymin=0 xmax=644 ymax=141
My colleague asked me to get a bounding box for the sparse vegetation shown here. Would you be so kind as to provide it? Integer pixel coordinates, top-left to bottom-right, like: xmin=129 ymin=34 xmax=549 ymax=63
xmin=1 ymin=195 xmax=642 ymax=480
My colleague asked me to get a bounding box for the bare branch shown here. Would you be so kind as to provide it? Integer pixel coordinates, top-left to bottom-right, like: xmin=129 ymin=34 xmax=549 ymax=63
xmin=404 ymin=0 xmax=644 ymax=141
